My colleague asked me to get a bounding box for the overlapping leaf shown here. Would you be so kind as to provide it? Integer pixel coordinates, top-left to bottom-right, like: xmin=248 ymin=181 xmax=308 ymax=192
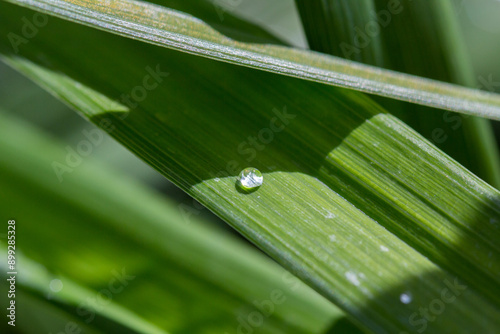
xmin=3 ymin=0 xmax=500 ymax=119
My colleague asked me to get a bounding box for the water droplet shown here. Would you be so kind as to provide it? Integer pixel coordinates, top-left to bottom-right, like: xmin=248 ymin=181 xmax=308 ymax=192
xmin=400 ymin=292 xmax=412 ymax=304
xmin=50 ymin=279 xmax=63 ymax=293
xmin=345 ymin=271 xmax=360 ymax=286
xmin=325 ymin=212 xmax=336 ymax=219
xmin=329 ymin=234 xmax=336 ymax=242
xmin=380 ymin=245 xmax=389 ymax=252
xmin=237 ymin=168 xmax=263 ymax=190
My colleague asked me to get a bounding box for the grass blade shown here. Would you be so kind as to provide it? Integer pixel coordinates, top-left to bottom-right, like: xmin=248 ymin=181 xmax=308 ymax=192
xmin=296 ymin=0 xmax=500 ymax=188
xmin=2 ymin=0 xmax=500 ymax=119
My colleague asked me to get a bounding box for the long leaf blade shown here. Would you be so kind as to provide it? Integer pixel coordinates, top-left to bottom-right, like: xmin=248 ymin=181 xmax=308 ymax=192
xmin=2 ymin=0 xmax=500 ymax=120
xmin=296 ymin=0 xmax=500 ymax=187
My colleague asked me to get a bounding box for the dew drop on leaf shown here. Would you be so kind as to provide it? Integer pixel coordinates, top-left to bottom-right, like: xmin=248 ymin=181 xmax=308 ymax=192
xmin=49 ymin=279 xmax=63 ymax=293
xmin=400 ymin=292 xmax=412 ymax=304
xmin=237 ymin=168 xmax=263 ymax=190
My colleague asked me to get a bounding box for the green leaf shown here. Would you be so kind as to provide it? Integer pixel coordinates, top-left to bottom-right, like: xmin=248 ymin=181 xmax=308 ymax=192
xmin=3 ymin=0 xmax=500 ymax=120
xmin=295 ymin=0 xmax=500 ymax=187
xmin=145 ymin=0 xmax=290 ymax=45
xmin=0 ymin=112 xmax=347 ymax=334
xmin=1 ymin=2 xmax=500 ymax=333
xmin=0 ymin=282 xmax=103 ymax=334
xmin=295 ymin=0 xmax=385 ymax=66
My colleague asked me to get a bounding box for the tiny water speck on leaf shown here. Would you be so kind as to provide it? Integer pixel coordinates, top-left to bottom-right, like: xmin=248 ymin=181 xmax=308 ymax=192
xmin=49 ymin=279 xmax=63 ymax=293
xmin=237 ymin=168 xmax=263 ymax=190
xmin=345 ymin=271 xmax=360 ymax=286
xmin=400 ymin=292 xmax=412 ymax=304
